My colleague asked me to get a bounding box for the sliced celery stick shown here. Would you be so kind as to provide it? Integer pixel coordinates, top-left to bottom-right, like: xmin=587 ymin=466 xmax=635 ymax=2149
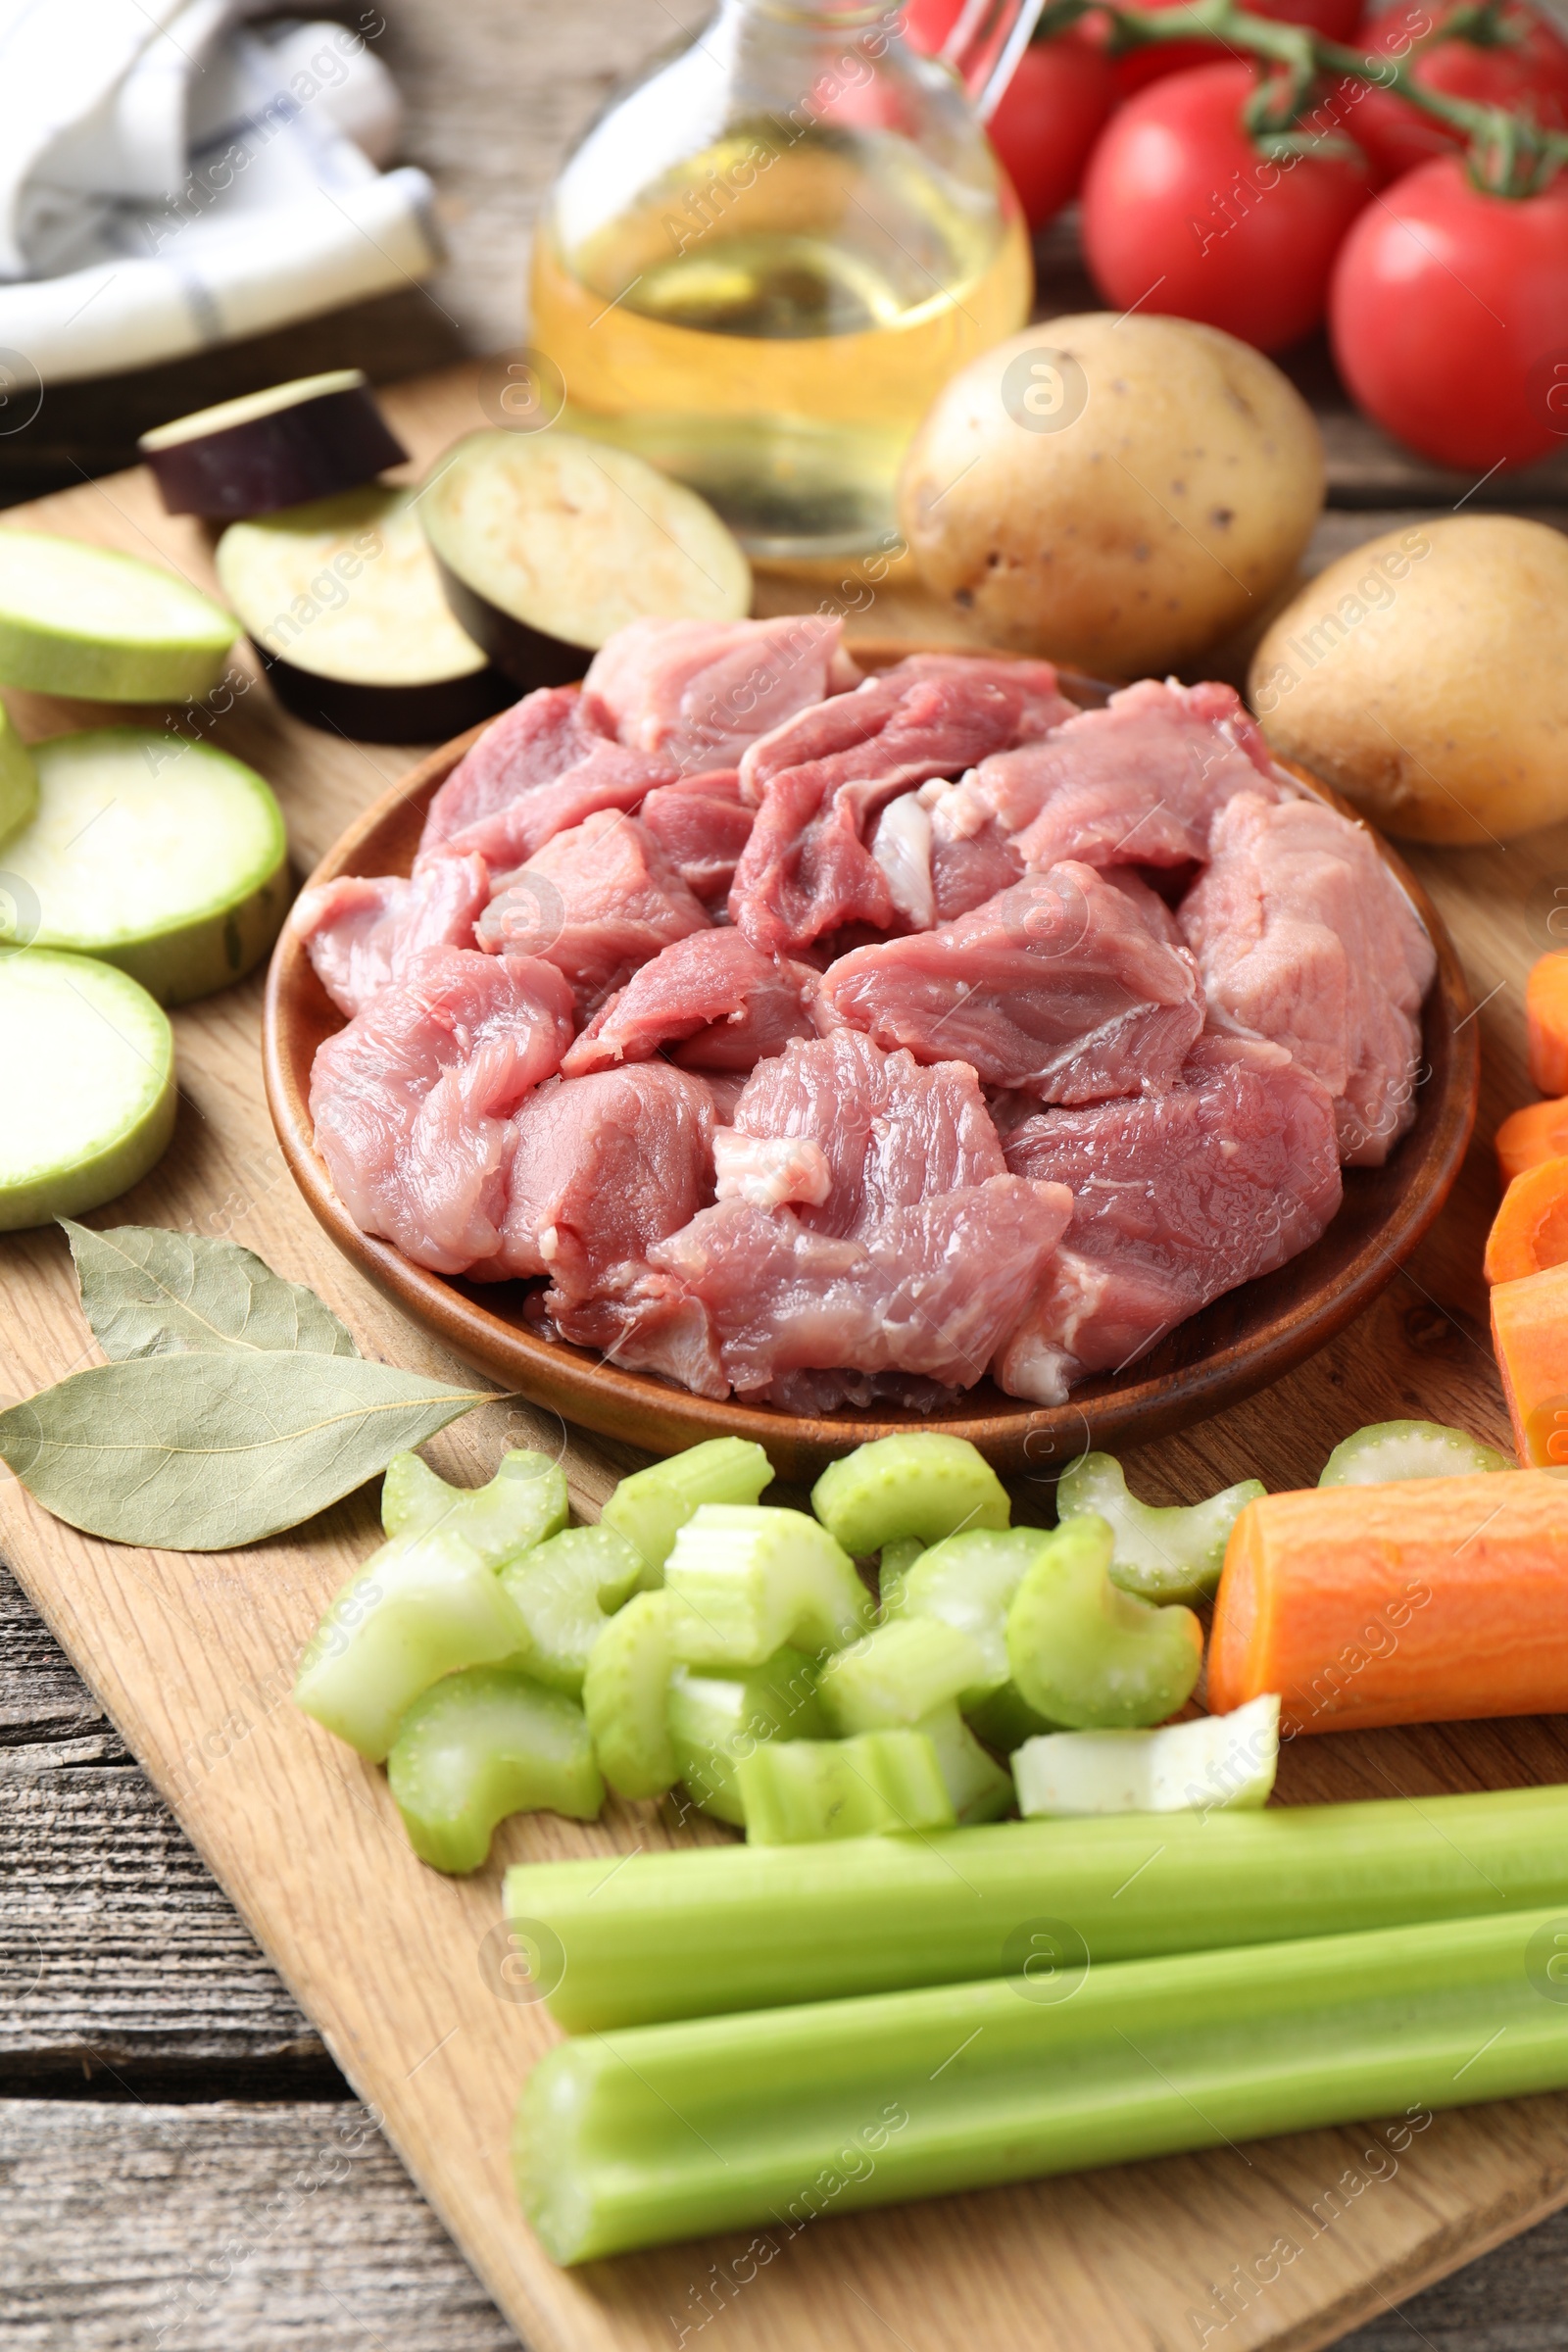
xmin=916 ymin=1702 xmax=1014 ymax=1824
xmin=1318 ymin=1419 xmax=1513 ymax=1487
xmin=1006 ymin=1515 xmax=1202 ymax=1731
xmin=388 ymin=1667 xmax=604 ymax=1872
xmin=380 ymin=1447 xmax=568 ymax=1568
xmin=819 ymin=1616 xmax=996 ymax=1733
xmin=293 ymin=1530 xmax=526 ymax=1761
xmin=665 ymin=1505 xmax=873 ymax=1667
xmin=599 ymin=1438 xmax=774 ymax=1589
xmin=963 ymin=1682 xmax=1062 ymax=1753
xmin=667 ymin=1646 xmax=826 ymax=1826
xmin=898 ymin=1527 xmax=1056 ymax=1686
xmin=811 ymin=1433 xmax=1009 ymax=1557
xmin=877 ymin=1536 xmax=925 ymax=1620
xmin=1056 ymin=1451 xmax=1264 ymax=1603
xmin=582 ymin=1590 xmax=678 ymax=1798
xmin=1013 ymin=1693 xmax=1281 ymax=1818
xmin=500 ymin=1525 xmax=642 ymax=1696
xmin=737 ymin=1731 xmax=956 ymax=1844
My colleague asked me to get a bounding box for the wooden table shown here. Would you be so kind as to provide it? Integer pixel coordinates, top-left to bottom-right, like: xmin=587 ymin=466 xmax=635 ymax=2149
xmin=6 ymin=4 xmax=1568 ymax=2345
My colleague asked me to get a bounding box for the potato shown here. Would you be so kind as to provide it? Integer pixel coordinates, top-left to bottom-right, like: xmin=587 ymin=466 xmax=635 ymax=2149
xmin=1250 ymin=515 xmax=1568 ymax=845
xmin=897 ymin=313 xmax=1323 ymax=677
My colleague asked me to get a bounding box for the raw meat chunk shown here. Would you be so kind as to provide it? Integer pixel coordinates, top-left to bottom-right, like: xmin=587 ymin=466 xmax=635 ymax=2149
xmin=477 ymin=810 xmax=710 ymax=1021
xmin=309 ymin=947 xmax=573 ymax=1275
xmin=291 ymin=853 xmax=489 ymax=1017
xmin=730 ymin=656 xmax=1076 ymax=954
xmin=583 ymin=614 xmax=859 ymax=769
xmin=561 ymin=929 xmax=820 ymax=1077
xmin=1178 ymin=791 xmax=1437 ymax=1166
xmin=995 ymin=1036 xmax=1343 ymax=1400
xmin=638 ymin=770 xmax=755 ymax=907
xmin=821 ymin=861 xmax=1202 ymax=1102
xmin=426 ymin=739 xmax=675 ymax=874
xmin=480 ymin=1063 xmax=715 ymax=1295
xmin=713 ymin=1130 xmax=833 ymax=1208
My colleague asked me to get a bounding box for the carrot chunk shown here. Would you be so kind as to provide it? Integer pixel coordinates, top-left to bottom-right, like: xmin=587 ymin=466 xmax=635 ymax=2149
xmin=1528 ymin=956 xmax=1568 ymax=1096
xmin=1497 ymin=1097 xmax=1568 ymax=1185
xmin=1208 ymin=1471 xmax=1568 ymax=1733
xmin=1484 ymin=1156 xmax=1568 ymax=1284
xmin=1492 ymin=1258 xmax=1568 ymax=1466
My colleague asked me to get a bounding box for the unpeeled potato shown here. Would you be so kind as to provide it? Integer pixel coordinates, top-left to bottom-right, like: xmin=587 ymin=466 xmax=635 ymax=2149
xmin=897 ymin=313 xmax=1323 ymax=677
xmin=1250 ymin=515 xmax=1568 ymax=844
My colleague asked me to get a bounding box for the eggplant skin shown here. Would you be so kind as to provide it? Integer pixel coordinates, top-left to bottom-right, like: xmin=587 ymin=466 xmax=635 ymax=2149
xmin=255 ymin=645 xmax=518 ymax=744
xmin=434 ymin=559 xmax=592 ymax=692
xmin=146 ymin=385 xmax=408 ymax=521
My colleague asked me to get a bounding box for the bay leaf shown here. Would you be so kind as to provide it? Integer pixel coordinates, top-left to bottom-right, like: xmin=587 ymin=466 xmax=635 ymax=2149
xmin=0 ymin=1353 xmax=495 ymax=1551
xmin=63 ymin=1221 xmax=360 ymax=1362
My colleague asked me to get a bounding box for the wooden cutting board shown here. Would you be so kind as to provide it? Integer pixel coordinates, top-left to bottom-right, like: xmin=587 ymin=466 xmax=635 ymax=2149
xmin=3 ymin=360 xmax=1567 ymax=2352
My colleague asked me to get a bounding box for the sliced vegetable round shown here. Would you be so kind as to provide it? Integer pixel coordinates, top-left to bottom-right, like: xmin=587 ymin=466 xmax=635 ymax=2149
xmin=0 ymin=532 xmax=238 ymax=702
xmin=419 ymin=430 xmax=752 ymax=690
xmin=0 ymin=950 xmax=175 ymax=1230
xmin=139 ymin=369 xmax=409 ymax=519
xmin=2 ymin=730 xmax=288 ymax=1004
xmin=0 ymin=700 xmax=35 ymax=844
xmin=1317 ymin=1420 xmax=1512 ymax=1486
xmin=216 ymin=485 xmax=514 ymax=743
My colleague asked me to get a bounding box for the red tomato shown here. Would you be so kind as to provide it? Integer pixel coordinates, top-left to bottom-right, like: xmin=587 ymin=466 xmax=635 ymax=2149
xmin=1105 ymin=0 xmax=1363 ymax=96
xmin=1080 ymin=62 xmax=1374 ymax=350
xmin=1330 ymin=156 xmax=1568 ymax=469
xmin=900 ymin=5 xmax=1117 ymax=223
xmin=1345 ymin=1 xmax=1568 ymax=184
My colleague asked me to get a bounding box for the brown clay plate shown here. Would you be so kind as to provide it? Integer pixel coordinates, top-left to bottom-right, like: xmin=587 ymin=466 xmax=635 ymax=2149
xmin=262 ymin=644 xmax=1479 ymax=1483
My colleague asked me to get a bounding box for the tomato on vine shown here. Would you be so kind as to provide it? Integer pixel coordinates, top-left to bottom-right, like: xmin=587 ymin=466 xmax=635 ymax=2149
xmin=1346 ymin=0 xmax=1568 ymax=184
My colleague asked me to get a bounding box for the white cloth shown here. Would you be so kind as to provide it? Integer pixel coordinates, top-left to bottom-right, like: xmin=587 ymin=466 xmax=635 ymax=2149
xmin=0 ymin=2 xmax=441 ymax=383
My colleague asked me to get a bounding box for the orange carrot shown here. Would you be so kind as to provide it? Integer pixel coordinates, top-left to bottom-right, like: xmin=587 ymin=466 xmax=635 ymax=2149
xmin=1528 ymin=956 xmax=1568 ymax=1095
xmin=1493 ymin=1258 xmax=1568 ymax=1466
xmin=1497 ymin=1097 xmax=1568 ymax=1185
xmin=1484 ymin=1156 xmax=1568 ymax=1284
xmin=1207 ymin=1472 xmax=1568 ymax=1734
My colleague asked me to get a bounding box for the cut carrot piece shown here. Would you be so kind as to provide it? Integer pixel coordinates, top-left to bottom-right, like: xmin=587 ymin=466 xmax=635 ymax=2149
xmin=1528 ymin=956 xmax=1568 ymax=1096
xmin=1493 ymin=1259 xmax=1568 ymax=1466
xmin=1497 ymin=1098 xmax=1568 ymax=1185
xmin=1207 ymin=1471 xmax=1568 ymax=1733
xmin=1485 ymin=1156 xmax=1568 ymax=1284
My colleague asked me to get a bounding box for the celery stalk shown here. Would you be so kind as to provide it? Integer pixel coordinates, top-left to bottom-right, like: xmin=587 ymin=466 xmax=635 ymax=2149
xmin=514 ymin=1906 xmax=1568 ymax=2263
xmin=504 ymin=1782 xmax=1568 ymax=2031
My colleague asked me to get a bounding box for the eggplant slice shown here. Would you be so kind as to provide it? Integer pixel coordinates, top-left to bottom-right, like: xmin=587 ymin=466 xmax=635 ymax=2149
xmin=140 ymin=369 xmax=408 ymax=520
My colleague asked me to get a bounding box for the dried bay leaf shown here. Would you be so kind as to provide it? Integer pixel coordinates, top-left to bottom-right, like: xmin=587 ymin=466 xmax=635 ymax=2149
xmin=0 ymin=1353 xmax=495 ymax=1550
xmin=62 ymin=1221 xmax=361 ymax=1362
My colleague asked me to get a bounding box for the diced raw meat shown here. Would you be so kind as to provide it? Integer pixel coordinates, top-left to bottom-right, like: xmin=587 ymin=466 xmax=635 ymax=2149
xmin=419 ymin=686 xmax=610 ymax=852
xmin=561 ymin=929 xmax=820 ymax=1077
xmin=1178 ymin=791 xmax=1438 ymax=1166
xmin=995 ymin=1036 xmax=1343 ymax=1400
xmin=713 ymin=1130 xmax=833 ymax=1208
xmin=638 ymin=770 xmax=755 ymax=907
xmin=820 ymin=861 xmax=1203 ymax=1102
xmin=478 ymin=1063 xmax=715 ymax=1295
xmin=290 ymin=853 xmax=490 ymax=1017
xmin=425 ymin=739 xmax=676 ymax=875
xmin=309 ymin=947 xmax=573 ymax=1275
xmin=1100 ymin=864 xmax=1185 ymax=948
xmin=582 ymin=615 xmax=859 ymax=769
xmin=729 ymin=657 xmax=1077 ymax=954
xmin=477 ymin=810 xmax=710 ymax=1021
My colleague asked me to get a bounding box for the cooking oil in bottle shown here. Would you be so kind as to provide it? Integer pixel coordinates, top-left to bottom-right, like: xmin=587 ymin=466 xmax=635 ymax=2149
xmin=529 ymin=2 xmax=1032 ymax=559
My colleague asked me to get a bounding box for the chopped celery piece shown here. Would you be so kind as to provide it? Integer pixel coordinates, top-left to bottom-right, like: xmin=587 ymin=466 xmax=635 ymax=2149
xmin=499 ymin=1525 xmax=642 ymax=1696
xmin=811 ymin=1433 xmax=1008 ymax=1557
xmin=582 ymin=1590 xmax=678 ymax=1798
xmin=600 ymin=1438 xmax=773 ymax=1588
xmin=1056 ymin=1452 xmax=1263 ymax=1603
xmin=1013 ymin=1694 xmax=1281 ymax=1818
xmin=916 ymin=1703 xmax=1014 ymax=1824
xmin=380 ymin=1447 xmax=568 ymax=1568
xmin=737 ymin=1730 xmax=956 ymax=1843
xmin=1318 ymin=1419 xmax=1513 ymax=1487
xmin=897 ymin=1526 xmax=1056 ymax=1684
xmin=819 ymin=1615 xmax=996 ymax=1733
xmin=665 ymin=1505 xmax=873 ymax=1667
xmin=667 ymin=1646 xmax=826 ymax=1826
xmin=514 ymin=1906 xmax=1568 ymax=2262
xmin=877 ymin=1536 xmax=925 ymax=1620
xmin=293 ymin=1530 xmax=526 ymax=1762
xmin=1006 ymin=1515 xmax=1202 ymax=1731
xmin=387 ymin=1667 xmax=604 ymax=1873
xmin=963 ymin=1681 xmax=1062 ymax=1753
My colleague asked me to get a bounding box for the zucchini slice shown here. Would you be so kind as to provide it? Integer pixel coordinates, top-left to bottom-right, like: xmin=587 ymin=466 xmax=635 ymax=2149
xmin=216 ymin=484 xmax=514 ymax=742
xmin=2 ymin=730 xmax=288 ymax=1004
xmin=419 ymin=430 xmax=752 ymax=689
xmin=139 ymin=369 xmax=408 ymax=519
xmin=0 ymin=950 xmax=175 ymax=1230
xmin=0 ymin=532 xmax=238 ymax=703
